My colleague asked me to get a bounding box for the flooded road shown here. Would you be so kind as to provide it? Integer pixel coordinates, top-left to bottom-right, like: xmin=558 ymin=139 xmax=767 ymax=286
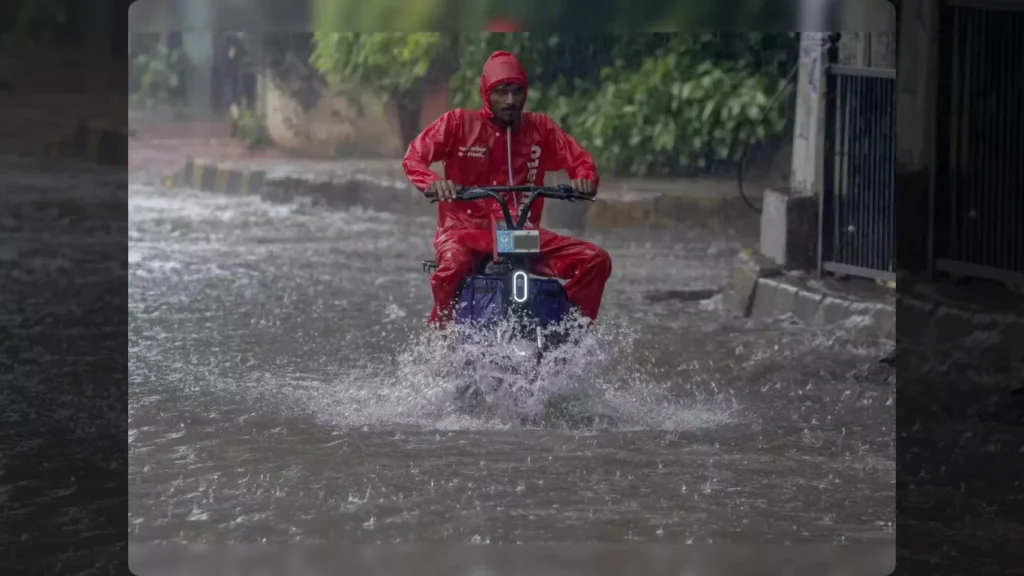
xmin=127 ymin=180 xmax=894 ymax=546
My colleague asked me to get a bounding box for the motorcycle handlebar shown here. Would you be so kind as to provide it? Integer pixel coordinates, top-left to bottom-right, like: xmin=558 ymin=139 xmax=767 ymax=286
xmin=424 ymin=184 xmax=596 ymax=202
xmin=423 ymin=184 xmax=596 ymax=230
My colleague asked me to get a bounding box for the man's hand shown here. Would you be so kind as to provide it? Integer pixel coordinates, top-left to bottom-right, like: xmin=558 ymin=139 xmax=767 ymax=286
xmin=570 ymin=179 xmax=597 ymax=196
xmin=427 ymin=180 xmax=460 ymax=201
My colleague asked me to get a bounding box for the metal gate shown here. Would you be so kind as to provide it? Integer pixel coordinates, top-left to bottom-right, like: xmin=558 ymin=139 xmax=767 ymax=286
xmin=932 ymin=4 xmax=1024 ymax=284
xmin=819 ymin=65 xmax=897 ymax=281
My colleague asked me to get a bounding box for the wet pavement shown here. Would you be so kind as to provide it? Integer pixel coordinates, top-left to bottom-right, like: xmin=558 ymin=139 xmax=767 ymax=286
xmin=9 ymin=142 xmax=1024 ymax=574
xmin=0 ymin=155 xmax=128 ymax=573
xmin=126 ymin=165 xmax=895 ymax=546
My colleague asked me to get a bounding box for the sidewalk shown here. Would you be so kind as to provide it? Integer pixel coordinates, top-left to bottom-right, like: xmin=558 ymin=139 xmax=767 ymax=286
xmin=129 ymin=122 xmax=294 ymax=178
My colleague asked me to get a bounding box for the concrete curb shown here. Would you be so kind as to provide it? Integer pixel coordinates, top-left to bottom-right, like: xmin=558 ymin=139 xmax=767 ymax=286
xmin=897 ymin=293 xmax=1024 ymax=366
xmin=897 ymin=293 xmax=1024 ymax=351
xmin=749 ymin=275 xmax=1024 ymax=354
xmin=44 ymin=120 xmax=128 ymax=167
xmin=721 ymin=249 xmax=783 ymax=316
xmin=720 ymin=248 xmax=898 ymax=341
xmin=162 ymin=159 xmax=762 ymax=231
xmin=750 ymin=277 xmax=896 ymax=341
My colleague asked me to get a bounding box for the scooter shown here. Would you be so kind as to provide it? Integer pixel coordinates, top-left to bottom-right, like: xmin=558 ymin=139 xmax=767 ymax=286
xmin=421 ymin=185 xmax=596 ymax=413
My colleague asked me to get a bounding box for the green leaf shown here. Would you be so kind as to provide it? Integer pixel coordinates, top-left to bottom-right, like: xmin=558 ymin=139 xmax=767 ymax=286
xmin=413 ymin=57 xmax=430 ymax=77
xmin=701 ymin=101 xmax=716 ymax=121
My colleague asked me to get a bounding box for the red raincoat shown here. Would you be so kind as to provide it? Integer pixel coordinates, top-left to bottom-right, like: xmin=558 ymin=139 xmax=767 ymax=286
xmin=403 ymin=51 xmax=613 ymax=327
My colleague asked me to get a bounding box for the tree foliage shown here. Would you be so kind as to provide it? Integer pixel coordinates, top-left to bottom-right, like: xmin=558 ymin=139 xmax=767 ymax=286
xmin=309 ymin=33 xmax=456 ymax=97
xmin=310 ymin=31 xmax=798 ymax=177
xmin=130 ymin=44 xmax=187 ymax=110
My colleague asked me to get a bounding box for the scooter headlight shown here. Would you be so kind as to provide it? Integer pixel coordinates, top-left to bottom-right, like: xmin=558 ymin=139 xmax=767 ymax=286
xmin=511 ymin=270 xmax=529 ymax=303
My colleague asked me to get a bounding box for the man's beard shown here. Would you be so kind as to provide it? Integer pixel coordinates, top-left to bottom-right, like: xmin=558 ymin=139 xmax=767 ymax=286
xmin=497 ymin=107 xmax=521 ymax=125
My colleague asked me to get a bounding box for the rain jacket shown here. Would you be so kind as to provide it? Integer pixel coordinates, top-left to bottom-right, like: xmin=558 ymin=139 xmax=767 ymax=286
xmin=402 ymin=51 xmax=610 ymax=327
xmin=402 ymin=51 xmax=600 ymax=241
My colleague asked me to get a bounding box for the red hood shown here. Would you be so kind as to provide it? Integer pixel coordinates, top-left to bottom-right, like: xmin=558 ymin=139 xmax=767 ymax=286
xmin=479 ymin=51 xmax=528 ymax=119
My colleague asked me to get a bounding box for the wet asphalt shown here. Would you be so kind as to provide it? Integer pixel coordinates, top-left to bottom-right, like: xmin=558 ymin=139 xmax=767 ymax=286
xmin=125 ymin=174 xmax=894 ymax=546
xmin=14 ymin=142 xmax=1024 ymax=574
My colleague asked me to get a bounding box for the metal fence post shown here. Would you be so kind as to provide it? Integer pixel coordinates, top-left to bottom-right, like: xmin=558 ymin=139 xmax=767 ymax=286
xmin=818 ymin=32 xmax=842 ymax=278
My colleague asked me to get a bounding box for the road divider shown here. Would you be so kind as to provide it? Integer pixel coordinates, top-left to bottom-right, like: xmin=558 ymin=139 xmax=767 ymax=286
xmin=161 ymin=159 xmax=266 ymax=196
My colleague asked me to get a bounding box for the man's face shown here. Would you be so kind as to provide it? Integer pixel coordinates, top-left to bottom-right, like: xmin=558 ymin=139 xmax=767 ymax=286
xmin=489 ymin=83 xmax=525 ymax=125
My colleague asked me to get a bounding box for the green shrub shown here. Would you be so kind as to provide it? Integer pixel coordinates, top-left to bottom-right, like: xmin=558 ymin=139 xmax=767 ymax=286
xmin=310 ymin=31 xmax=797 ymax=177
xmin=131 ymin=44 xmax=186 ymax=110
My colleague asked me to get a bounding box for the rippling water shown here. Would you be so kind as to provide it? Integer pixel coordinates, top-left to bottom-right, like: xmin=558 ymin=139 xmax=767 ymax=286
xmin=127 ymin=182 xmax=894 ymax=545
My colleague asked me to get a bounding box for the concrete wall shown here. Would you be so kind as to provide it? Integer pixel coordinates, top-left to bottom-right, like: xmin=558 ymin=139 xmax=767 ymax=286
xmin=129 ymin=0 xmax=450 ymax=158
xmin=789 ymin=0 xmax=898 ymax=195
xmin=771 ymin=1 xmax=897 ymax=271
xmin=261 ymin=70 xmax=408 ymax=158
xmin=793 ymin=0 xmax=1020 ymax=185
xmin=836 ymin=0 xmax=899 ymax=69
xmin=789 ymin=32 xmax=826 ymax=195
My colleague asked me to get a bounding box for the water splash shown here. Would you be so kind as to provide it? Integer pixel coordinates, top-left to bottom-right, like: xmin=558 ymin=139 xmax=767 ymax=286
xmin=128 ymin=184 xmax=749 ymax=433
xmin=289 ymin=310 xmax=740 ymax=432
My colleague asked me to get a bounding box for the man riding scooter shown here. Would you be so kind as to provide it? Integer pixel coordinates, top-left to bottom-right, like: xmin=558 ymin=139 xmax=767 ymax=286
xmin=402 ymin=50 xmax=613 ymax=329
